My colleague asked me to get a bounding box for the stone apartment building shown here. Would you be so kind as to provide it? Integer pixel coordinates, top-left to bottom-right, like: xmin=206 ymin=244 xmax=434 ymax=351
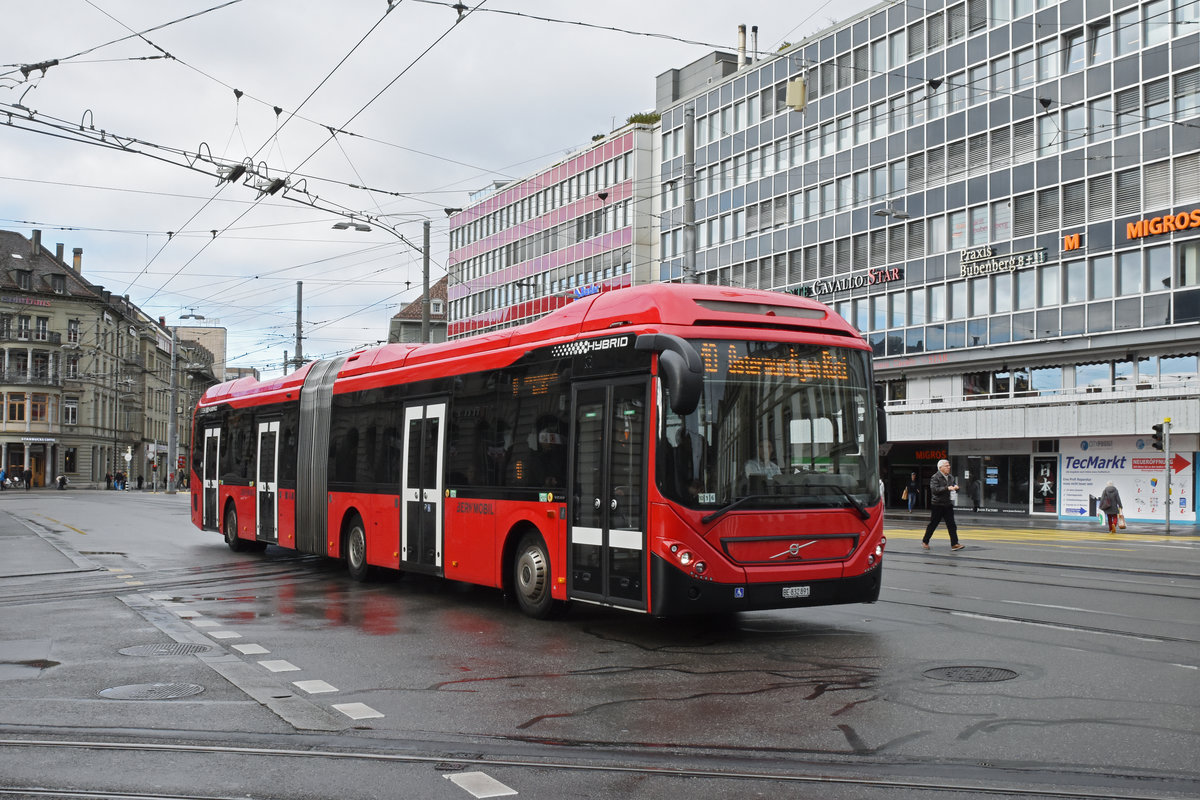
xmin=0 ymin=229 xmax=216 ymax=487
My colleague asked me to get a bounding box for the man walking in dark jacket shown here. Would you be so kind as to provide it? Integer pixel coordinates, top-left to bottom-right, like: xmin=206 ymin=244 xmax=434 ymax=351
xmin=922 ymin=459 xmax=964 ymax=550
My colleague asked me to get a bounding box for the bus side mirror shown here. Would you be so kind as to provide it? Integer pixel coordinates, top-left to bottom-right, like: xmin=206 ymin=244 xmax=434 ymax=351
xmin=636 ymin=333 xmax=702 ymax=416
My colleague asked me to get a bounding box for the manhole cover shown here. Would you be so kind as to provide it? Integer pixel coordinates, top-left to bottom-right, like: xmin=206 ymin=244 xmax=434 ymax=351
xmin=119 ymin=643 xmax=213 ymax=657
xmin=99 ymin=682 xmax=205 ymax=700
xmin=924 ymin=666 xmax=1019 ymax=683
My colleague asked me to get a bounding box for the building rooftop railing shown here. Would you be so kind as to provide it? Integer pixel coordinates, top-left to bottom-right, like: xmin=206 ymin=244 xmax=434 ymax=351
xmin=886 ymin=379 xmax=1199 ymax=413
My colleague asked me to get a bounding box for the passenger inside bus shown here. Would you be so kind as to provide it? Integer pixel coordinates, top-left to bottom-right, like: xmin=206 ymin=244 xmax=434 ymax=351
xmin=529 ymin=414 xmax=567 ymax=487
xmin=744 ymin=439 xmax=782 ymax=480
xmin=743 ymin=439 xmax=782 ymax=495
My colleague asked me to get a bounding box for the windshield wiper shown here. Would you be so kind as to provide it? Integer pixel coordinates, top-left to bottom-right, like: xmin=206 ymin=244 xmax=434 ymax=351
xmin=700 ymin=486 xmax=870 ymax=525
xmin=810 ymin=484 xmax=870 ymax=520
xmin=701 ymin=494 xmax=771 ymax=525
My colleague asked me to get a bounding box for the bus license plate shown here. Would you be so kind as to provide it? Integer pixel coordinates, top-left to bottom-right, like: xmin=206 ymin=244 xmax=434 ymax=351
xmin=782 ymin=586 xmax=811 ymax=599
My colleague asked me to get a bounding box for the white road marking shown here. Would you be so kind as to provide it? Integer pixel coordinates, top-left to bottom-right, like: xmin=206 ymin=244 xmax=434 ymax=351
xmin=293 ymin=679 xmax=338 ymax=694
xmin=951 ymin=611 xmax=1166 ymax=642
xmin=190 ymin=619 xmax=219 ymax=628
xmin=332 ymin=702 xmax=383 ymax=720
xmin=232 ymin=643 xmax=269 ymax=655
xmin=258 ymin=659 xmax=300 ymax=672
xmin=207 ymin=630 xmax=242 ymax=639
xmin=446 ymin=771 xmax=517 ymax=797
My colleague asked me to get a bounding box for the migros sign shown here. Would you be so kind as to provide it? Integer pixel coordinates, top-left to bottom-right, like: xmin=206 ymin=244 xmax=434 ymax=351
xmin=1126 ymin=208 xmax=1200 ymax=240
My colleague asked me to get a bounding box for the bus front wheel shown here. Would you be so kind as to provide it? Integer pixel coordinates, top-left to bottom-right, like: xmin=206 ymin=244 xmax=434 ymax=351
xmin=514 ymin=532 xmax=555 ymax=619
xmin=345 ymin=516 xmax=369 ymax=582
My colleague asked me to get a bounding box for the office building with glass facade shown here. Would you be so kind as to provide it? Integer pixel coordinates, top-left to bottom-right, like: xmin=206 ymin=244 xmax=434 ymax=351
xmin=654 ymin=0 xmax=1198 ymax=522
xmin=446 ymin=124 xmax=658 ymax=338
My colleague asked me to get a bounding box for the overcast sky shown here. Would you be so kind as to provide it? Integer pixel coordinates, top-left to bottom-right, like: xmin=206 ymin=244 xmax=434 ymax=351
xmin=0 ymin=0 xmax=877 ymax=377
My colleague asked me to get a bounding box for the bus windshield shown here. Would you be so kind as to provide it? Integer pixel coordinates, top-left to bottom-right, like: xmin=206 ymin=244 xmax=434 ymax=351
xmin=656 ymin=339 xmax=880 ymax=513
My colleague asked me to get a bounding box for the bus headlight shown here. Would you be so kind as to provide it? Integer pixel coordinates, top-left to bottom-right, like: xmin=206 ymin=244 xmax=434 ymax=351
xmin=694 ymin=561 xmax=707 ymax=574
xmin=678 ymin=551 xmax=693 ymax=566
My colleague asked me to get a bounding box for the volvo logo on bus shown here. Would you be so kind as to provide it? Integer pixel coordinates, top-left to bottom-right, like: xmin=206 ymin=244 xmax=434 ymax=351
xmin=770 ymin=541 xmax=816 ymax=559
xmin=551 ymin=335 xmax=631 ymax=358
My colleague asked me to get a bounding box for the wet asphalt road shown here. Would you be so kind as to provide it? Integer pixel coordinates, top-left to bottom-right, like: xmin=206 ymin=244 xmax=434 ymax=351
xmin=0 ymin=489 xmax=1197 ymax=799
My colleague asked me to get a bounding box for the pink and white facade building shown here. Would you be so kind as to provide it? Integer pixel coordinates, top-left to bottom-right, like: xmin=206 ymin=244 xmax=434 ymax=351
xmin=446 ymin=124 xmax=658 ymax=338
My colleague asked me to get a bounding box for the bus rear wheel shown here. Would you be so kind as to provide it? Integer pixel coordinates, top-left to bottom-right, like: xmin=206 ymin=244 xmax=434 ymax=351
xmin=345 ymin=516 xmax=369 ymax=582
xmin=514 ymin=532 xmax=555 ymax=619
xmin=223 ymin=505 xmax=246 ymax=552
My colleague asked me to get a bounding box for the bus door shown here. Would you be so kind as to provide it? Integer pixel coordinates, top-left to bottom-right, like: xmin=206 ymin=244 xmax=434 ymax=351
xmin=568 ymin=380 xmax=648 ymax=610
xmin=401 ymin=401 xmax=446 ymax=572
xmin=202 ymin=427 xmax=221 ymax=530
xmin=256 ymin=420 xmax=280 ymax=543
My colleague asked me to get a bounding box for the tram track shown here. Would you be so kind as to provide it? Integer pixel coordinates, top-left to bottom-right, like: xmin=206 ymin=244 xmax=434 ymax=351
xmin=0 ymin=557 xmax=334 ymax=609
xmin=882 ymin=550 xmax=1200 ymax=601
xmin=0 ymin=730 xmax=1194 ymax=800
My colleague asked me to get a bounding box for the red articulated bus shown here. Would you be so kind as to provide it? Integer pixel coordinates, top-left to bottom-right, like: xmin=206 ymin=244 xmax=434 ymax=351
xmin=190 ymin=283 xmax=886 ymax=618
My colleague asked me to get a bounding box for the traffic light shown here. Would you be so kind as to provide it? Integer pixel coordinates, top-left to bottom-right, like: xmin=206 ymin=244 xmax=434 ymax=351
xmin=1151 ymin=423 xmax=1165 ymax=451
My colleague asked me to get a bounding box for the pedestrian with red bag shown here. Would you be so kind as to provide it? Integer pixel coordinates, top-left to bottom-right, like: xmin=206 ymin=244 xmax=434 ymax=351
xmin=1098 ymin=481 xmax=1124 ymax=534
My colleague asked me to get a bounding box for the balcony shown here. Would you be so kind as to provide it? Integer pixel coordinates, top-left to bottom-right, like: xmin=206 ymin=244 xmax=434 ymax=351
xmin=885 ymin=380 xmax=1199 ymax=442
xmin=0 ymin=331 xmax=63 ymax=346
xmin=0 ymin=369 xmax=63 ymax=388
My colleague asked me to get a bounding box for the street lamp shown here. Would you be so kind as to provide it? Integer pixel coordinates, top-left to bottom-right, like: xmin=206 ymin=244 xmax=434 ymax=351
xmin=332 ymin=220 xmax=372 ymax=232
xmin=332 ymin=216 xmax=435 ymax=343
xmin=873 ymin=201 xmax=909 ymax=220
